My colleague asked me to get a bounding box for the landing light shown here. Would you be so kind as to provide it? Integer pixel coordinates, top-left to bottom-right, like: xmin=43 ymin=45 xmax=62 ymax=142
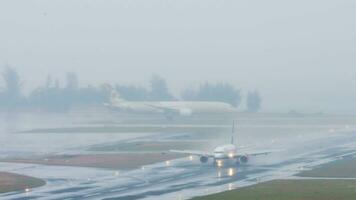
xmin=114 ymin=171 xmax=120 ymax=176
xmin=189 ymin=155 xmax=194 ymax=161
xmin=228 ymin=153 xmax=234 ymax=158
xmin=25 ymin=188 xmax=31 ymax=193
xmin=216 ymin=160 xmax=223 ymax=167
xmin=228 ymin=168 xmax=235 ymax=177
xmin=165 ymin=161 xmax=171 ymax=166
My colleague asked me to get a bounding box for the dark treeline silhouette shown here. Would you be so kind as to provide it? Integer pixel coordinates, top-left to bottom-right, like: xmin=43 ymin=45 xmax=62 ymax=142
xmin=115 ymin=85 xmax=149 ymax=101
xmin=149 ymin=75 xmax=175 ymax=101
xmin=115 ymin=75 xmax=175 ymax=101
xmin=181 ymin=82 xmax=242 ymax=107
xmin=246 ymin=90 xmax=262 ymax=113
xmin=0 ymin=67 xmax=24 ymax=108
xmin=28 ymin=82 xmax=108 ymax=111
xmin=0 ymin=67 xmax=262 ymax=112
xmin=0 ymin=67 xmax=109 ymax=111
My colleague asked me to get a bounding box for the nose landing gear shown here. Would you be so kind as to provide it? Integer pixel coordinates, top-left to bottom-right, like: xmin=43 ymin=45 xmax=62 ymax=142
xmin=200 ymin=156 xmax=209 ymax=163
xmin=239 ymin=156 xmax=249 ymax=164
xmin=235 ymin=160 xmax=241 ymax=166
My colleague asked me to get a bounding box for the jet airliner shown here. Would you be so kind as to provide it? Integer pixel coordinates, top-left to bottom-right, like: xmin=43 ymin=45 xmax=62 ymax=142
xmin=106 ymin=90 xmax=237 ymax=119
xmin=171 ymin=122 xmax=276 ymax=166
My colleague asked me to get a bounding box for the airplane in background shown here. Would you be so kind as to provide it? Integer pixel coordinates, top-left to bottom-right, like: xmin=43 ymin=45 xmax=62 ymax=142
xmin=106 ymin=90 xmax=237 ymax=119
xmin=170 ymin=122 xmax=277 ymax=167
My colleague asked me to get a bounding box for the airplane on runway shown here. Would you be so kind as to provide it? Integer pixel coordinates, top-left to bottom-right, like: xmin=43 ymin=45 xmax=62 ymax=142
xmin=170 ymin=122 xmax=277 ymax=167
xmin=105 ymin=90 xmax=237 ymax=119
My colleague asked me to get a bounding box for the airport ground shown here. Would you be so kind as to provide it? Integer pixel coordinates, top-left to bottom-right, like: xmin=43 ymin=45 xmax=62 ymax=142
xmin=193 ymin=157 xmax=356 ymax=200
xmin=0 ymin=172 xmax=45 ymax=193
xmin=1 ymin=153 xmax=183 ymax=170
xmin=0 ymin=110 xmax=356 ymax=199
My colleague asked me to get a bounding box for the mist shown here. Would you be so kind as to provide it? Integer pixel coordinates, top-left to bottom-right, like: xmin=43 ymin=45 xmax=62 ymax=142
xmin=1 ymin=0 xmax=356 ymax=113
xmin=1 ymin=1 xmax=356 ymax=199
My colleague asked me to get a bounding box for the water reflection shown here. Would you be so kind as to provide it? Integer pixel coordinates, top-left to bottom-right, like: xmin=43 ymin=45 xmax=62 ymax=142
xmin=0 ymin=112 xmax=150 ymax=158
xmin=216 ymin=167 xmax=237 ymax=178
xmin=227 ymin=168 xmax=235 ymax=177
xmin=217 ymin=171 xmax=222 ymax=178
xmin=216 ymin=160 xmax=223 ymax=167
xmin=228 ymin=183 xmax=234 ymax=191
xmin=165 ymin=160 xmax=171 ymax=166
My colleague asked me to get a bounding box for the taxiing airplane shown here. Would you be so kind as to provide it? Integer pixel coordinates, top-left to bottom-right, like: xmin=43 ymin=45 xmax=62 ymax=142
xmin=106 ymin=90 xmax=237 ymax=119
xmin=170 ymin=122 xmax=277 ymax=167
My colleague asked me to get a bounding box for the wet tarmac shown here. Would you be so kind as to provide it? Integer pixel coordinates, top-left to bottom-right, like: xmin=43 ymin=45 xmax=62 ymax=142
xmin=1 ymin=130 xmax=356 ymax=200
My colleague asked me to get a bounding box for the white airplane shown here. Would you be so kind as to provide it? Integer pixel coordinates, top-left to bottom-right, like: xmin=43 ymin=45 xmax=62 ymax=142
xmin=106 ymin=90 xmax=237 ymax=118
xmin=170 ymin=122 xmax=277 ymax=167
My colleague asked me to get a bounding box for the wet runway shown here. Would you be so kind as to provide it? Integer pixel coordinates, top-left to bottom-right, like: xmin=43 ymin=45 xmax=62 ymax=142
xmin=1 ymin=131 xmax=356 ymax=200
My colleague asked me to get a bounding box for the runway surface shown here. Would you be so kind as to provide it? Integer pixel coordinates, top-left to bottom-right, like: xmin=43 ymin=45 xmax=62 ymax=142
xmin=1 ymin=130 xmax=356 ymax=200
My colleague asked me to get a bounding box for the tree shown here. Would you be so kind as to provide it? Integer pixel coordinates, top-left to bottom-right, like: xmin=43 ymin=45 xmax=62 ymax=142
xmin=181 ymin=88 xmax=196 ymax=101
xmin=65 ymin=72 xmax=79 ymax=90
xmin=149 ymin=75 xmax=174 ymax=101
xmin=54 ymin=79 xmax=60 ymax=89
xmin=246 ymin=90 xmax=262 ymax=112
xmin=181 ymin=82 xmax=242 ymax=107
xmin=0 ymin=66 xmax=23 ymax=108
xmin=2 ymin=66 xmax=21 ymax=99
xmin=45 ymin=75 xmax=53 ymax=88
xmin=115 ymin=84 xmax=149 ymax=101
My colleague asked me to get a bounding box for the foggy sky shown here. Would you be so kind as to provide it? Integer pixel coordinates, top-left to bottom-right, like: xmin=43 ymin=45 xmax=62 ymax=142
xmin=1 ymin=0 xmax=356 ymax=113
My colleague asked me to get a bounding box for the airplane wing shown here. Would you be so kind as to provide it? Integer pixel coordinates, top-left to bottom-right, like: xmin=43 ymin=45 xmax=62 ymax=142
xmin=244 ymin=149 xmax=283 ymax=157
xmin=170 ymin=150 xmax=214 ymax=157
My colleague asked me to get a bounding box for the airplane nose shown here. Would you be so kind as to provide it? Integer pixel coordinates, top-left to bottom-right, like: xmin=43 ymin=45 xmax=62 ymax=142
xmin=214 ymin=153 xmax=224 ymax=159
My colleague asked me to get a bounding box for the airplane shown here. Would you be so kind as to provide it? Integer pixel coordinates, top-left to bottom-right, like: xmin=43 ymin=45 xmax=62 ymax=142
xmin=106 ymin=90 xmax=237 ymax=119
xmin=170 ymin=122 xmax=277 ymax=167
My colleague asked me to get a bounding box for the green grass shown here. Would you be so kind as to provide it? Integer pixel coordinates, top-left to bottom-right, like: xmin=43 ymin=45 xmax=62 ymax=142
xmin=0 ymin=172 xmax=46 ymax=193
xmin=299 ymin=158 xmax=356 ymax=178
xmin=192 ymin=180 xmax=356 ymax=200
xmin=194 ymin=158 xmax=356 ymax=200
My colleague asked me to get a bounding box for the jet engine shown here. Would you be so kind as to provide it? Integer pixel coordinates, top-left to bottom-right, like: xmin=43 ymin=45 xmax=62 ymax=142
xmin=179 ymin=108 xmax=193 ymax=116
xmin=239 ymin=155 xmax=249 ymax=164
xmin=200 ymin=156 xmax=209 ymax=163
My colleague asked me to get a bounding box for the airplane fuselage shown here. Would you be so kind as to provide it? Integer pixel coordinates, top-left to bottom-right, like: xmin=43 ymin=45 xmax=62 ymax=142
xmin=213 ymin=144 xmax=238 ymax=159
xmin=212 ymin=144 xmax=249 ymax=166
xmin=111 ymin=101 xmax=236 ymax=116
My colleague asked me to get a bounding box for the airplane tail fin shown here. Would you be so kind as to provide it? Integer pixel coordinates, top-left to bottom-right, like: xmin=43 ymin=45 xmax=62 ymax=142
xmin=110 ymin=89 xmax=126 ymax=105
xmin=231 ymin=120 xmax=235 ymax=145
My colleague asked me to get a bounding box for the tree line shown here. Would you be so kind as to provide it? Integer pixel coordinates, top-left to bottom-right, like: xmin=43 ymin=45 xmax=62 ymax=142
xmin=0 ymin=66 xmax=262 ymax=112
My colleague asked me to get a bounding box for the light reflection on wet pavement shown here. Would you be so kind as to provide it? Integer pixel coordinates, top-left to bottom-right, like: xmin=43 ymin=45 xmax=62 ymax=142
xmin=1 ymin=131 xmax=356 ymax=200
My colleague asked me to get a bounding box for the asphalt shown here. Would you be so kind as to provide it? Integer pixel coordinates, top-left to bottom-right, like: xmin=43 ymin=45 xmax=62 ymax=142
xmin=1 ymin=131 xmax=356 ymax=200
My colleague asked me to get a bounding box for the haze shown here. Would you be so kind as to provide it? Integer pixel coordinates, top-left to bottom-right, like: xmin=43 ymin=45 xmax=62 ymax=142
xmin=1 ymin=0 xmax=355 ymax=113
